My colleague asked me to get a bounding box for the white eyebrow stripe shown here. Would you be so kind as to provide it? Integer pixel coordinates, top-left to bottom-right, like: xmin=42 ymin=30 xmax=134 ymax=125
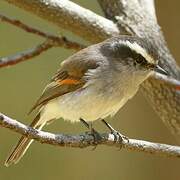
xmin=120 ymin=40 xmax=155 ymax=64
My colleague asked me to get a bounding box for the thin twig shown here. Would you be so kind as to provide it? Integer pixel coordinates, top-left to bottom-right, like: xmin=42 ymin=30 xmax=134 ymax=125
xmin=0 ymin=112 xmax=180 ymax=158
xmin=0 ymin=13 xmax=85 ymax=50
xmin=0 ymin=40 xmax=53 ymax=67
xmin=4 ymin=0 xmax=119 ymax=42
xmin=0 ymin=13 xmax=86 ymax=68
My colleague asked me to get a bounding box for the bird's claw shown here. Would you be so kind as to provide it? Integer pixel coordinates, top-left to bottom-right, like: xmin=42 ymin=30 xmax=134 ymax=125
xmin=101 ymin=119 xmax=129 ymax=146
xmin=80 ymin=118 xmax=100 ymax=148
xmin=110 ymin=129 xmax=128 ymax=143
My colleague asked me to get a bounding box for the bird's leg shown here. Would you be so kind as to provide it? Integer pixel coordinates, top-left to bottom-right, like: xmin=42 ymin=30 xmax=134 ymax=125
xmin=80 ymin=118 xmax=101 ymax=146
xmin=80 ymin=118 xmax=96 ymax=133
xmin=101 ymin=119 xmax=128 ymax=143
xmin=79 ymin=118 xmax=90 ymax=129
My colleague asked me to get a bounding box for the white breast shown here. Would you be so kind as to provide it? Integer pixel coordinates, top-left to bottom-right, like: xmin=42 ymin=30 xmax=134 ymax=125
xmin=56 ymin=87 xmax=127 ymax=122
xmin=39 ymin=77 xmax=139 ymax=125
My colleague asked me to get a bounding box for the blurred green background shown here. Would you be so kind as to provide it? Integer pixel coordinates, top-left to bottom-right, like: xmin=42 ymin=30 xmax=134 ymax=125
xmin=0 ymin=1 xmax=179 ymax=180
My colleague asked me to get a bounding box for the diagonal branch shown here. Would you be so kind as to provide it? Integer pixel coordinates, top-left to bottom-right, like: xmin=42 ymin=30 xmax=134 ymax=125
xmin=0 ymin=13 xmax=86 ymax=68
xmin=0 ymin=113 xmax=180 ymax=158
xmin=0 ymin=37 xmax=85 ymax=68
xmin=0 ymin=40 xmax=53 ymax=67
xmin=137 ymin=0 xmax=157 ymax=21
xmin=4 ymin=0 xmax=120 ymax=42
xmin=0 ymin=13 xmax=85 ymax=50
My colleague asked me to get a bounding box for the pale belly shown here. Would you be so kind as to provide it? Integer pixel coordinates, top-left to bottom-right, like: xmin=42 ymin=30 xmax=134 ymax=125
xmin=39 ymin=83 xmax=138 ymax=124
xmin=56 ymin=90 xmax=128 ymax=122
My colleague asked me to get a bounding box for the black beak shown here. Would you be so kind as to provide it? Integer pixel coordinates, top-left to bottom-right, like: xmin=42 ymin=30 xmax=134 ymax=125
xmin=154 ymin=65 xmax=168 ymax=76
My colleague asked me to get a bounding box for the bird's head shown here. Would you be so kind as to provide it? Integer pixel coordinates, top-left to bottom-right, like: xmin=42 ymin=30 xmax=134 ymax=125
xmin=101 ymin=36 xmax=168 ymax=80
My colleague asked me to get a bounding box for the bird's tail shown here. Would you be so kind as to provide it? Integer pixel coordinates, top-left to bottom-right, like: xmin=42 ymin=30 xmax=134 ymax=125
xmin=4 ymin=113 xmax=45 ymax=167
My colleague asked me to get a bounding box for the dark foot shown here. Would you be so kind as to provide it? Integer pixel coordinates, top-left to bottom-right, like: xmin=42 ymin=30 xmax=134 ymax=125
xmin=101 ymin=119 xmax=128 ymax=143
xmin=80 ymin=118 xmax=101 ymax=147
xmin=80 ymin=118 xmax=90 ymax=129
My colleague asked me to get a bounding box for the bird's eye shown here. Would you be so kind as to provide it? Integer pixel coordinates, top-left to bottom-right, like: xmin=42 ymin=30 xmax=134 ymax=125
xmin=135 ymin=54 xmax=147 ymax=64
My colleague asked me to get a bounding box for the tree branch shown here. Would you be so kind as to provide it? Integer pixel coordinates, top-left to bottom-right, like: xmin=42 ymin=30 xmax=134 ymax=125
xmin=0 ymin=13 xmax=85 ymax=67
xmin=0 ymin=112 xmax=180 ymax=158
xmin=0 ymin=40 xmax=53 ymax=67
xmin=0 ymin=13 xmax=85 ymax=50
xmin=0 ymin=38 xmax=84 ymax=68
xmin=4 ymin=0 xmax=120 ymax=42
xmin=138 ymin=0 xmax=157 ymax=21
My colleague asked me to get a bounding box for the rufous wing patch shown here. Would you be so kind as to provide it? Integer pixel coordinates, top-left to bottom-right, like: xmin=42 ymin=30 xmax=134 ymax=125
xmin=176 ymin=85 xmax=180 ymax=91
xmin=58 ymin=78 xmax=81 ymax=85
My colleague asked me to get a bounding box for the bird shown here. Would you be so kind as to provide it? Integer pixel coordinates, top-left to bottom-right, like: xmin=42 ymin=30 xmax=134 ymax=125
xmin=5 ymin=35 xmax=167 ymax=166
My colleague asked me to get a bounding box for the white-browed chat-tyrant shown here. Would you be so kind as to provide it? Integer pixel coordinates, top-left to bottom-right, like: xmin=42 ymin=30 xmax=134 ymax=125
xmin=5 ymin=35 xmax=167 ymax=166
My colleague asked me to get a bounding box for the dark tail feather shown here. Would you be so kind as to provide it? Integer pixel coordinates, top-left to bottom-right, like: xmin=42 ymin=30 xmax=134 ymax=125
xmin=4 ymin=113 xmax=43 ymax=167
xmin=5 ymin=137 xmax=33 ymax=167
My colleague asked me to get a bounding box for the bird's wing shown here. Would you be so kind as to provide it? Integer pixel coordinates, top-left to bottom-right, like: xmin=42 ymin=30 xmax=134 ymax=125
xmin=29 ymin=52 xmax=99 ymax=113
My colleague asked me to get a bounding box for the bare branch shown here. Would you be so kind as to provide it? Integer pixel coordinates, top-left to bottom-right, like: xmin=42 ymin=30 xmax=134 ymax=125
xmin=0 ymin=113 xmax=180 ymax=158
xmin=0 ymin=13 xmax=86 ymax=67
xmin=0 ymin=38 xmax=84 ymax=68
xmin=0 ymin=13 xmax=85 ymax=50
xmin=0 ymin=40 xmax=53 ymax=67
xmin=4 ymin=0 xmax=120 ymax=42
xmin=138 ymin=0 xmax=157 ymax=21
